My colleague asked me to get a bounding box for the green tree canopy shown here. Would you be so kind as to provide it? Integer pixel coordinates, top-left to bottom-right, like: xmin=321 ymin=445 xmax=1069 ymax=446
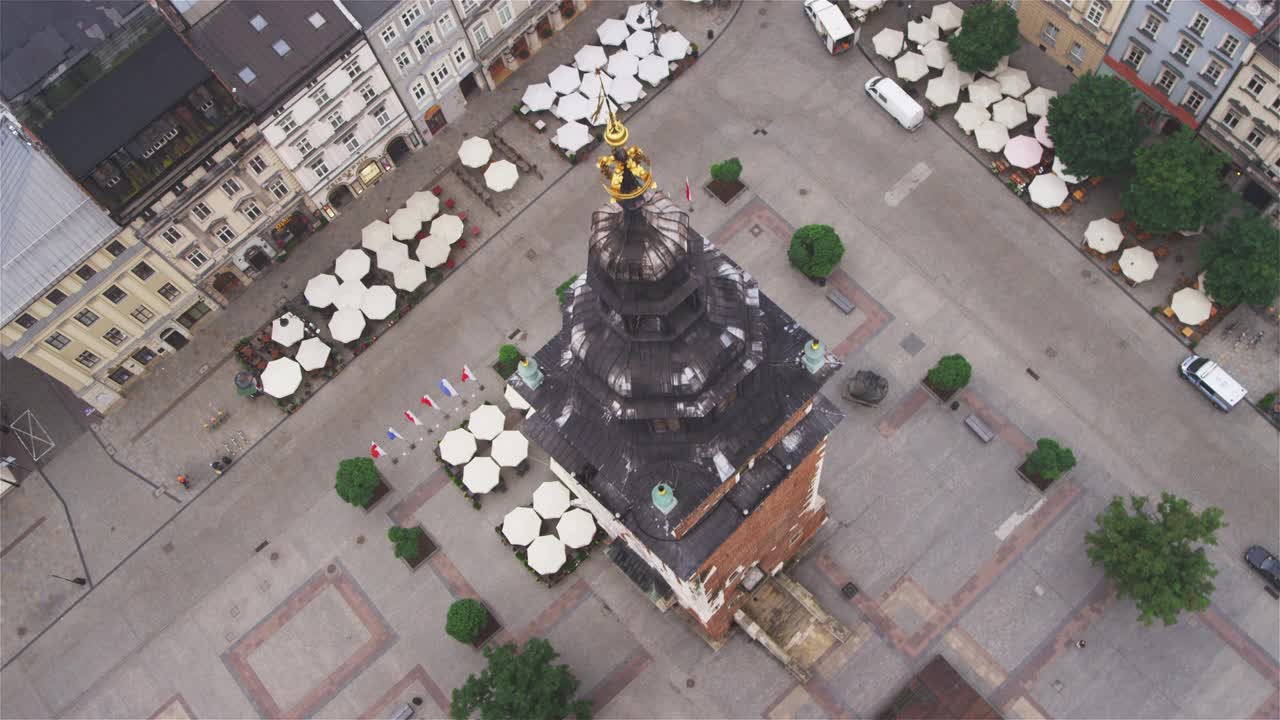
xmin=788 ymin=224 xmax=845 ymax=278
xmin=947 ymin=2 xmax=1020 ymax=73
xmin=451 ymin=639 xmax=592 ymax=720
xmin=1200 ymin=212 xmax=1280 ymax=307
xmin=388 ymin=526 xmax=425 ymax=562
xmin=1046 ymin=72 xmax=1145 ymax=178
xmin=1024 ymin=438 xmax=1076 ymax=482
xmin=926 ymin=354 xmax=971 ymax=392
xmin=1085 ymin=493 xmax=1224 ymax=627
xmin=710 ymin=157 xmax=743 ymax=185
xmin=446 ymin=598 xmax=490 ymax=645
xmin=1124 ymin=129 xmax=1228 ymax=235
xmin=335 ymin=457 xmax=381 ymax=508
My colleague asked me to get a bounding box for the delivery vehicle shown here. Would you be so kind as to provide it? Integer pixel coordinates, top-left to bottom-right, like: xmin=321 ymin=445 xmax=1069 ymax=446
xmin=1179 ymin=355 xmax=1247 ymax=412
xmin=864 ymin=76 xmax=925 ymax=131
xmin=802 ymin=0 xmax=855 ymax=55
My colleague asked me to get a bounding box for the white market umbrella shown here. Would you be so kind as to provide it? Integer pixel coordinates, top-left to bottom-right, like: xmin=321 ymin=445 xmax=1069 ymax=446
xmin=523 ymin=82 xmax=557 ymax=112
xmin=271 ymin=312 xmax=305 ymax=347
xmin=305 ymin=273 xmax=340 ymax=308
xmin=491 ymin=430 xmax=528 ymax=467
xmin=391 ymin=258 xmax=427 ymax=291
xmin=548 ymin=65 xmax=581 ymax=94
xmin=463 ymin=456 xmax=500 ymax=494
xmin=1120 ymin=247 xmax=1158 ymax=283
xmin=624 ymin=2 xmax=658 ymax=30
xmin=968 ymin=78 xmax=1002 ymax=107
xmin=609 ymin=74 xmax=643 ymax=104
xmin=376 ymin=241 xmax=410 ymax=271
xmin=406 ymin=190 xmax=439 ymax=221
xmin=458 ymin=136 xmax=492 ymax=168
xmin=1003 ymin=135 xmax=1043 ymax=168
xmin=607 ymin=50 xmax=639 ymax=77
xmin=922 ymin=39 xmax=951 ymax=69
xmin=1024 ymin=86 xmax=1057 ymax=117
xmin=574 ymin=45 xmax=608 ymax=72
xmin=527 ymin=535 xmax=567 ymax=575
xmin=1028 ymin=173 xmax=1068 ymax=209
xmin=360 ymin=284 xmax=396 ymax=320
xmin=261 ymin=357 xmax=302 ymax=398
xmin=597 ymin=18 xmax=629 ymax=46
xmin=580 ymin=70 xmax=613 ymax=98
xmin=468 ymin=403 xmax=506 ymax=441
xmin=925 ymin=75 xmax=960 ymax=106
xmin=895 ymin=52 xmax=929 ymax=83
xmin=637 ymin=54 xmax=670 ymax=85
xmin=556 ymin=91 xmax=594 ymax=122
xmin=941 ymin=61 xmax=975 ymax=88
xmin=485 ymin=160 xmax=519 ymax=192
xmin=532 ymin=480 xmax=571 ymax=519
xmin=932 ymin=1 xmax=963 ymax=32
xmin=658 ymin=31 xmax=690 ymax=61
xmin=504 ymin=384 xmax=531 ymax=411
xmin=431 ymin=214 xmax=465 ymax=244
xmin=295 ymin=337 xmax=330 ymax=371
xmin=555 ymin=121 xmax=593 ymax=153
xmin=502 ymin=507 xmax=541 ymax=546
xmin=907 ymin=17 xmax=939 ymax=45
xmin=1052 ymin=156 xmax=1086 ymax=185
xmin=557 ymin=508 xmax=596 ymax=549
xmin=1085 ymin=218 xmax=1124 ymax=253
xmin=333 ymin=280 xmax=366 ymax=310
xmin=626 ymin=30 xmax=655 ymax=58
xmin=334 ymin=248 xmax=371 ymax=282
xmin=975 ymin=121 xmax=1010 ymax=152
xmin=873 ymin=28 xmax=905 ymax=59
xmin=996 ymin=68 xmax=1031 ymax=98
xmin=361 ymin=220 xmax=394 ymax=253
xmin=439 ymin=428 xmax=477 ymax=465
xmin=992 ymin=97 xmax=1028 ymax=129
xmin=328 ymin=308 xmax=365 ymax=343
xmin=954 ymin=102 xmax=989 ymax=134
xmin=417 ymin=236 xmax=451 ymax=268
xmin=390 ymin=207 xmax=422 ymax=241
xmin=981 ymin=56 xmax=1009 ymax=78
xmin=1172 ymin=287 xmax=1212 ymax=325
xmin=1034 ymin=116 xmax=1054 ymax=147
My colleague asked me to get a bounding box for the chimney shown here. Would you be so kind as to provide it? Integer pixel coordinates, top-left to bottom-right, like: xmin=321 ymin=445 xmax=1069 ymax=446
xmin=802 ymin=339 xmax=826 ymax=374
xmin=651 ymin=483 xmax=677 ymax=514
xmin=517 ymin=356 xmax=544 ymax=389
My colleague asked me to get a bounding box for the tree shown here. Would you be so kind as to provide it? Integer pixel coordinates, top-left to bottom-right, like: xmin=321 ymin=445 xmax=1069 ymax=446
xmin=787 ymin=224 xmax=845 ymax=278
xmin=1046 ymin=72 xmax=1145 ymax=179
xmin=451 ymin=639 xmax=592 ymax=720
xmin=388 ymin=526 xmax=425 ymax=562
xmin=495 ymin=344 xmax=522 ymax=377
xmin=947 ymin=2 xmax=1020 ymax=73
xmin=710 ymin=157 xmax=743 ymax=185
xmin=446 ymin=598 xmax=490 ymax=645
xmin=1125 ymin=129 xmax=1228 ymax=234
xmin=1200 ymin=212 xmax=1280 ymax=307
xmin=1023 ymin=438 xmax=1076 ymax=482
xmin=335 ymin=457 xmax=381 ymax=508
xmin=1085 ymin=493 xmax=1224 ymax=627
xmin=926 ymin=354 xmax=971 ymax=392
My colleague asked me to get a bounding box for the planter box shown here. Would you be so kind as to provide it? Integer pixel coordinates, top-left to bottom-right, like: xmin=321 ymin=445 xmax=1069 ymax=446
xmin=1016 ymin=461 xmax=1058 ymax=492
xmin=399 ymin=526 xmax=439 ymax=571
xmin=920 ymin=378 xmax=959 ymax=404
xmin=471 ymin=603 xmax=503 ymax=648
xmin=362 ymin=479 xmax=392 ymax=513
xmin=705 ymin=179 xmax=746 ymax=204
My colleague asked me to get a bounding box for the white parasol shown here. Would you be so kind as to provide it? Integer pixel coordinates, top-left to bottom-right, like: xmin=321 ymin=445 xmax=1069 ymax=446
xmin=328 ymin=308 xmax=365 ymax=343
xmin=626 ymin=30 xmax=655 ymax=58
xmin=922 ymin=39 xmax=951 ymax=69
xmin=1085 ymin=218 xmax=1124 ymax=253
xmin=504 ymin=384 xmax=531 ymax=411
xmin=305 ymin=273 xmax=340 ymax=308
xmin=548 ymin=65 xmax=581 ymax=95
xmin=1003 ymin=135 xmax=1043 ymax=168
xmin=597 ymin=18 xmax=629 ymax=46
xmin=468 ymin=403 xmax=506 ymax=441
xmin=360 ymin=284 xmax=396 ymax=320
xmin=458 ymin=136 xmax=493 ymax=168
xmin=925 ymin=74 xmax=960 ymax=106
xmin=996 ymin=67 xmax=1031 ymax=97
xmin=895 ymin=52 xmax=929 ymax=83
xmin=975 ymin=120 xmax=1010 ymax=152
xmin=271 ymin=312 xmax=305 ymax=346
xmin=980 ymin=56 xmax=1009 ymax=78
xmin=873 ymin=28 xmax=904 ymax=58
xmin=527 ymin=535 xmax=566 ymax=575
xmin=608 ymin=74 xmax=643 ymax=104
xmin=574 ymin=45 xmax=608 ymax=72
xmin=376 ymin=241 xmax=410 ymax=271
xmin=1052 ymin=156 xmax=1086 ymax=185
xmin=624 ymin=2 xmax=658 ymax=30
xmin=580 ymin=70 xmax=613 ymax=98
xmin=554 ymin=121 xmax=593 ymax=153
xmin=532 ymin=480 xmax=571 ymax=519
xmin=1024 ymin=86 xmax=1057 ymax=117
xmin=463 ymin=455 xmax=500 ymax=494
xmin=607 ymin=51 xmax=639 ymax=77
xmin=1171 ymin=287 xmax=1212 ymax=325
xmin=260 ymin=357 xmax=302 ymax=398
xmin=417 ymin=235 xmax=451 ymax=268
xmin=406 ymin=190 xmax=439 ymax=221
xmin=522 ymin=82 xmax=557 ymax=112
xmin=658 ymin=31 xmax=690 ymax=61
xmin=1034 ymin=115 xmax=1054 ymax=147
xmin=431 ymin=214 xmax=465 ymax=244
xmin=1120 ymin=247 xmax=1158 ymax=283
xmin=391 ymin=258 xmax=427 ymax=291
xmin=334 ymin=248 xmax=371 ymax=283
xmin=954 ymin=102 xmax=990 ymax=134
xmin=439 ymin=428 xmax=477 ymax=465
xmin=390 ymin=207 xmax=421 ymax=241
xmin=361 ymin=220 xmax=394 ymax=253
xmin=941 ymin=61 xmax=975 ymax=88
xmin=1028 ymin=173 xmax=1068 ymax=208
xmin=491 ymin=430 xmax=528 ymax=467
xmin=907 ymin=17 xmax=939 ymax=45
xmin=968 ymin=77 xmax=1002 ymax=107
xmin=502 ymin=506 xmax=541 ymax=546
xmin=557 ymin=508 xmax=596 ymax=549
xmin=333 ymin=280 xmax=366 ymax=311
xmin=637 ymin=54 xmax=670 ymax=85
xmin=992 ymin=97 xmax=1028 ymax=129
xmin=295 ymin=336 xmax=330 ymax=371
xmin=931 ymin=1 xmax=963 ymax=32
xmin=485 ymin=160 xmax=519 ymax=192
xmin=556 ymin=91 xmax=594 ymax=122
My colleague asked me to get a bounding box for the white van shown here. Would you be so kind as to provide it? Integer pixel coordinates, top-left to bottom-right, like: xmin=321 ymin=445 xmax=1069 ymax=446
xmin=1180 ymin=355 xmax=1247 ymax=412
xmin=865 ymin=76 xmax=925 ymax=131
xmin=802 ymin=0 xmax=854 ymax=55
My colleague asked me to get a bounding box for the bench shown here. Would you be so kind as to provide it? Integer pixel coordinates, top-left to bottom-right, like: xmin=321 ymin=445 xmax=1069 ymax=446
xmin=964 ymin=414 xmax=995 ymax=443
xmin=389 ymin=703 xmax=415 ymax=720
xmin=826 ymin=288 xmax=855 ymax=315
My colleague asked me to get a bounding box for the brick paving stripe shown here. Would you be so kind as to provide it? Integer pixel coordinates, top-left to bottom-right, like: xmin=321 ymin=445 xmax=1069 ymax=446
xmin=877 ymin=385 xmax=930 ymax=438
xmin=512 ymin=577 xmax=591 ymax=646
xmin=1201 ymin=607 xmax=1280 ymax=689
xmin=0 ymin=515 xmax=46 ymax=559
xmin=387 ymin=467 xmax=449 ymax=526
xmin=357 ymin=664 xmax=449 ymax=719
xmin=586 ymin=647 xmax=652 ymax=714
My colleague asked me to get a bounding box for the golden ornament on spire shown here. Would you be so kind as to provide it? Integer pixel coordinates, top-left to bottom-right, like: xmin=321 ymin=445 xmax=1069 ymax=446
xmin=592 ymin=70 xmax=654 ymax=202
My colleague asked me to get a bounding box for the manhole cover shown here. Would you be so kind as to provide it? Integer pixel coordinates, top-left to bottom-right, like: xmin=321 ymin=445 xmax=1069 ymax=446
xmin=1080 ymin=269 xmax=1092 ymax=279
xmin=327 ymin=563 xmax=337 ymax=574
xmin=760 ymin=21 xmax=770 ymax=28
xmin=356 ymin=535 xmax=366 ymax=545
xmin=1045 ymin=346 xmax=1058 ymax=358
xmin=526 ymin=248 xmax=537 ymax=260
xmin=749 ymin=224 xmax=763 ymax=237
xmin=841 ymin=582 xmax=860 ymax=599
xmin=162 ymin=542 xmax=174 ymax=554
xmin=230 ymin=605 xmax=240 ymax=618
xmin=799 ymin=187 xmax=809 ymax=196
xmin=900 ymin=333 xmax=925 ymax=356
xmin=1052 ymin=680 xmax=1065 ymax=693
xmin=1118 ymin=339 xmax=1129 ymax=349
xmin=757 ymin=6 xmax=767 ymax=14
xmin=686 ymin=678 xmax=696 ymax=688
xmin=16 ymin=627 xmax=27 ymax=637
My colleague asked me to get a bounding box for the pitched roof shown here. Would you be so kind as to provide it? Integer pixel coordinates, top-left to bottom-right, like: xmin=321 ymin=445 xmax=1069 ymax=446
xmin=342 ymin=0 xmax=399 ymax=28
xmin=0 ymin=0 xmax=144 ymax=100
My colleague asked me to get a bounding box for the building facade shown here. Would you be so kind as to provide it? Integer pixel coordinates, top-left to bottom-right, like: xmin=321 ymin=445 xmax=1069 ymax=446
xmin=342 ymin=0 xmax=481 ymax=141
xmin=1202 ymin=27 xmax=1280 ymax=219
xmin=457 ymin=0 xmax=586 ymax=91
xmin=1101 ymin=0 xmax=1276 ymax=131
xmin=1013 ymin=0 xmax=1131 ymax=74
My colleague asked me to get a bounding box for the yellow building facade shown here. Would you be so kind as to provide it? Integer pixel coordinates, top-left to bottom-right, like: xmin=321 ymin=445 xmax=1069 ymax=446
xmin=1015 ymin=0 xmax=1131 ymax=74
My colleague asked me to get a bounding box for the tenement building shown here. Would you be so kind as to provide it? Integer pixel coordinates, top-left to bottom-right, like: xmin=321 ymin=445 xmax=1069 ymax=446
xmin=1013 ymin=0 xmax=1130 ymax=74
xmin=457 ymin=0 xmax=588 ymax=91
xmin=511 ymin=108 xmax=844 ymax=640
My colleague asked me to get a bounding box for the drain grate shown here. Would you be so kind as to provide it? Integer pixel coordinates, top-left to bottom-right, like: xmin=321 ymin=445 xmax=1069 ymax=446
xmin=162 ymin=542 xmax=174 ymax=554
xmin=749 ymin=224 xmax=763 ymax=237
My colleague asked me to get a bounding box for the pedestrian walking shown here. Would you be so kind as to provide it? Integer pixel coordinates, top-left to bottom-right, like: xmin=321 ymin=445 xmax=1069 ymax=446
xmin=177 ymin=474 xmax=190 ymax=489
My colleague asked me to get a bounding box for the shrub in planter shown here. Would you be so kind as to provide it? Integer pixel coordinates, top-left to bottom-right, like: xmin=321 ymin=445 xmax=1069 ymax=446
xmin=388 ymin=526 xmax=426 ymax=563
xmin=787 ymin=224 xmax=845 ymax=279
xmin=495 ymin=344 xmax=522 ymax=378
xmin=925 ymin=354 xmax=971 ymax=394
xmin=710 ymin=157 xmax=743 ymax=185
xmin=335 ymin=457 xmax=382 ymax=508
xmin=555 ymin=274 xmax=579 ymax=303
xmin=446 ymin=598 xmax=490 ymax=645
xmin=1024 ymin=438 xmax=1076 ymax=483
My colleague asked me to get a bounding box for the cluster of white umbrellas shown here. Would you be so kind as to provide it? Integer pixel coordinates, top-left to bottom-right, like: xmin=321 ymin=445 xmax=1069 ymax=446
xmin=499 ymin=479 xmax=593 ymax=575
xmin=1082 ymin=218 xmax=1159 ymax=285
xmin=259 ymin=310 xmax=330 ymax=397
xmin=459 ymin=136 xmax=520 ymax=193
xmin=438 ymin=403 xmax=530 ymax=495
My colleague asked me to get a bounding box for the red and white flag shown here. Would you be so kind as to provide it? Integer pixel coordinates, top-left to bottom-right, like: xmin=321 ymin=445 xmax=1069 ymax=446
xmin=404 ymin=410 xmax=423 ymax=426
xmin=420 ymin=393 xmax=436 ymax=408
xmin=461 ymin=365 xmax=475 ymax=383
xmin=685 ymin=176 xmax=692 ymax=203
xmin=370 ymin=442 xmax=385 ymax=458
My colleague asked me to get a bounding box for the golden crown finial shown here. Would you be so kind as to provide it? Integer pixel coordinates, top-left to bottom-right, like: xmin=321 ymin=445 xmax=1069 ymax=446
xmin=593 ymin=71 xmax=654 ymax=201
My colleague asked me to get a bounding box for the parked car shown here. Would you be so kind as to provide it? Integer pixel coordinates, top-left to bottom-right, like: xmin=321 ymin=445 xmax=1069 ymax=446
xmin=802 ymin=0 xmax=854 ymax=55
xmin=1244 ymin=545 xmax=1280 ymax=590
xmin=864 ymin=77 xmax=924 ymax=131
xmin=1179 ymin=355 xmax=1247 ymax=412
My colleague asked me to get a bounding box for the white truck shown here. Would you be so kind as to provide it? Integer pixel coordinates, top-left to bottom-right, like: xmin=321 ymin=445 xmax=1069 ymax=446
xmin=803 ymin=0 xmax=855 ymax=55
xmin=1180 ymin=355 xmax=1247 ymax=412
